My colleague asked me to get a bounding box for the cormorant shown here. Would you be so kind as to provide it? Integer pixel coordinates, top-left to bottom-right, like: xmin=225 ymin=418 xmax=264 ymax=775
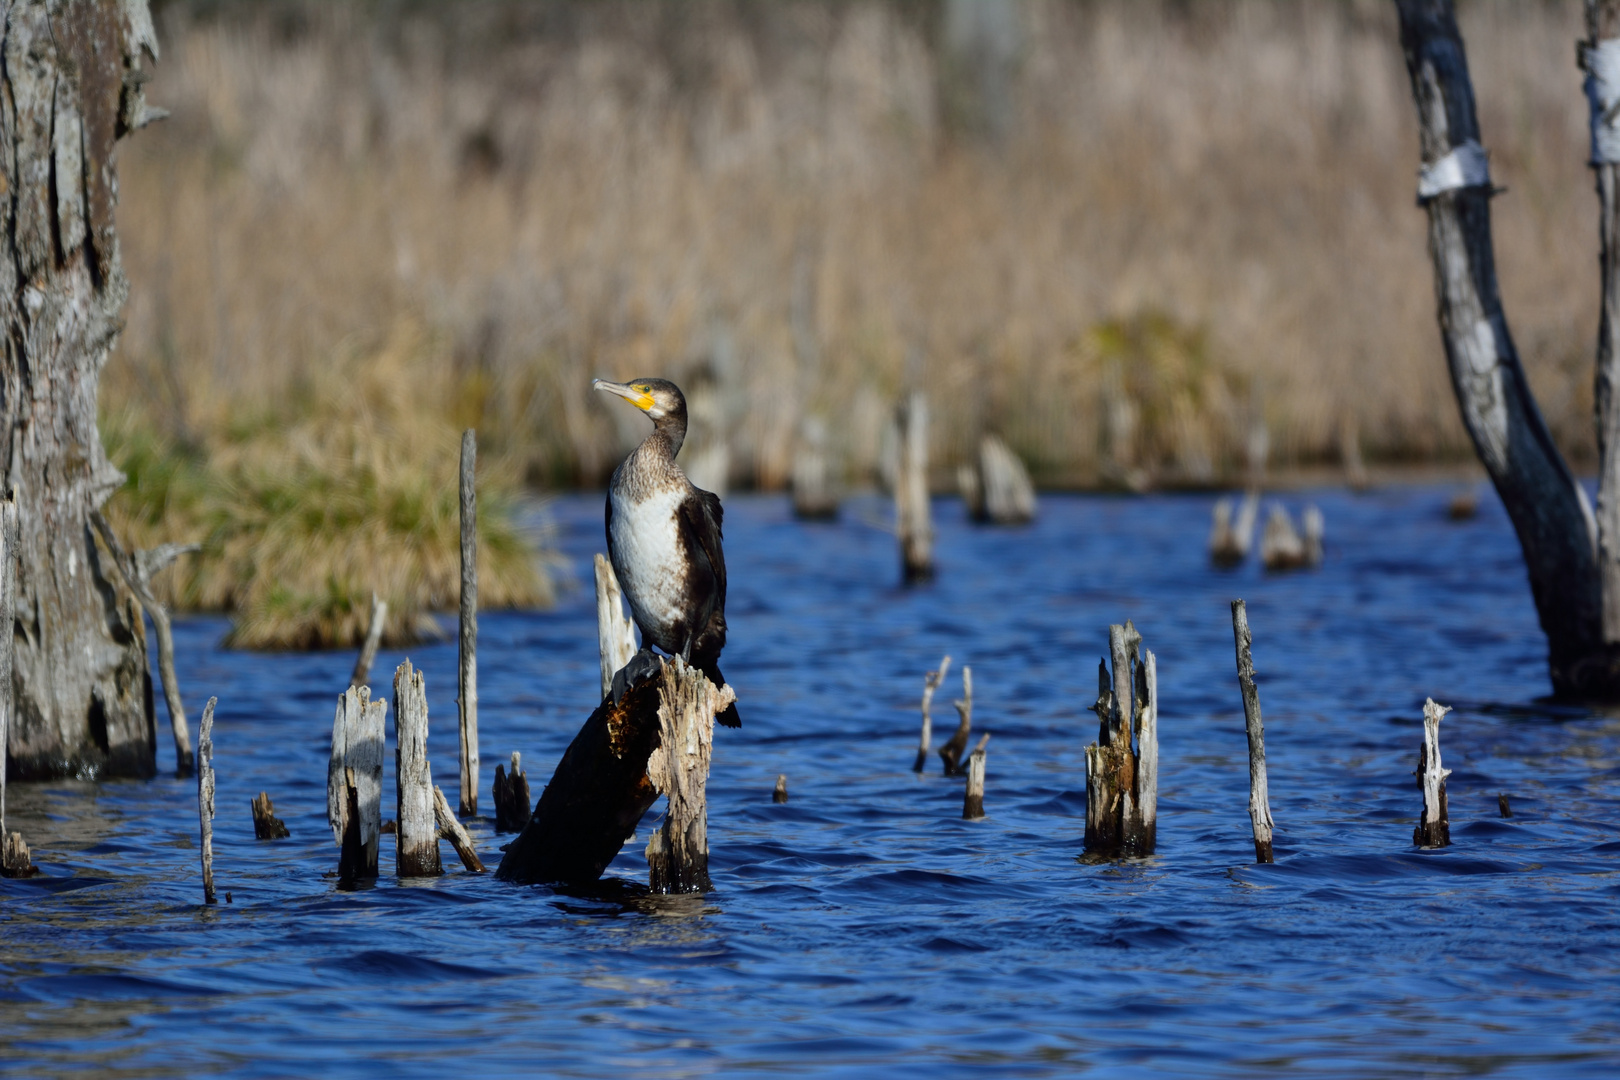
xmin=592 ymin=377 xmax=741 ymax=727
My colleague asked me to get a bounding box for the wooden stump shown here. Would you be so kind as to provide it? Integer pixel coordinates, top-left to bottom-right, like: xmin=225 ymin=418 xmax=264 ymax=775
xmin=963 ymin=738 xmax=989 ymax=820
xmin=646 ymin=658 xmax=734 ymax=894
xmin=0 ymin=499 xmax=15 ymax=848
xmin=1230 ymin=600 xmax=1276 ymax=863
xmin=962 ymin=435 xmax=1036 ymax=525
xmin=773 ymin=774 xmax=788 ymax=804
xmin=394 ymin=660 xmax=442 ymax=878
xmin=492 ymin=752 xmax=532 ymax=834
xmin=433 ymin=785 xmax=485 ymax=872
xmin=197 ymin=698 xmax=218 ymax=904
xmin=1210 ymin=490 xmax=1260 ymax=567
xmin=349 ymin=592 xmax=387 ymax=689
xmin=1414 ymin=698 xmax=1452 ymax=849
xmin=913 ymin=655 xmax=951 ymax=773
xmin=938 ymin=665 xmax=973 ymax=776
xmin=1083 ymin=621 xmax=1158 ymax=857
xmin=251 ymin=792 xmax=290 ymax=840
xmin=458 ymin=430 xmax=480 ymax=817
xmin=1 ymin=832 xmax=36 ymax=878
xmin=895 ymin=392 xmax=934 ymax=583
xmin=792 ymin=415 xmax=840 ymax=520
xmin=327 ymin=684 xmax=385 ymax=880
xmin=496 ymin=658 xmax=734 ymax=890
xmin=595 ymin=554 xmax=638 ymax=700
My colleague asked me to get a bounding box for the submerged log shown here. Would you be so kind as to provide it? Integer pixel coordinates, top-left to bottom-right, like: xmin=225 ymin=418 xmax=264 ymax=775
xmin=496 ymin=658 xmax=735 ymax=888
xmin=251 ymin=792 xmax=290 ymax=840
xmin=198 ymin=698 xmax=218 ymax=904
xmin=1083 ymin=621 xmax=1157 ymax=856
xmin=895 ymin=392 xmax=934 ymax=583
xmin=349 ymin=592 xmax=387 ymax=689
xmin=433 ymin=785 xmax=486 ymax=872
xmin=394 ymin=660 xmax=442 ymax=878
xmin=1230 ymin=600 xmax=1276 ymax=864
xmin=963 ymin=735 xmax=989 ymax=820
xmin=938 ymin=665 xmax=974 ymax=777
xmin=1210 ymin=491 xmax=1260 ymax=567
xmin=492 ymin=751 xmax=532 ymax=834
xmin=1414 ymin=698 xmax=1453 ymax=848
xmin=327 ymin=684 xmax=385 ymax=880
xmin=595 ymin=554 xmax=638 ymax=700
xmin=458 ymin=430 xmax=480 ymax=817
xmin=914 ymin=655 xmax=952 ymax=773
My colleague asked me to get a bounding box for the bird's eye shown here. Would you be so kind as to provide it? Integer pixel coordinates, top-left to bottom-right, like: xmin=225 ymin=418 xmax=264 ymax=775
xmin=637 ymin=385 xmax=651 ymax=393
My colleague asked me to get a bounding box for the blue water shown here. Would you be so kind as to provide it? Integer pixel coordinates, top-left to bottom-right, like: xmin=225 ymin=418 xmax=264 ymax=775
xmin=4 ymin=487 xmax=1619 ymax=1077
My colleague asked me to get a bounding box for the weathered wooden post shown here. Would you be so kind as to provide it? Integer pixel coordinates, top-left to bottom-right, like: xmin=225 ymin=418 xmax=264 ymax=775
xmin=962 ymin=435 xmax=1037 ymax=525
xmin=895 ymin=392 xmax=934 ymax=583
xmin=773 ymin=774 xmax=789 ymax=803
xmin=492 ymin=751 xmax=532 ymax=833
xmin=0 ymin=496 xmax=24 ymax=877
xmin=645 ymin=659 xmax=734 ymax=893
xmin=939 ymin=665 xmax=973 ymax=776
xmin=1585 ymin=1 xmax=1620 ymax=679
xmin=1414 ymin=698 xmax=1452 ymax=848
xmin=914 ymin=655 xmax=952 ymax=773
xmin=1498 ymin=793 xmax=1513 ymax=818
xmin=963 ymin=737 xmax=989 ymax=820
xmin=251 ymin=793 xmax=289 ymax=839
xmin=432 ymin=786 xmax=485 ymax=872
xmin=792 ymin=415 xmax=840 ymax=520
xmin=1210 ymin=491 xmax=1260 ymax=567
xmin=1083 ymin=621 xmax=1158 ymax=856
xmin=197 ymin=698 xmax=217 ymax=904
xmin=1230 ymin=600 xmax=1275 ymax=863
xmin=394 ymin=660 xmax=442 ymax=878
xmin=350 ymin=592 xmax=387 ymax=689
xmin=458 ymin=430 xmax=480 ymax=817
xmin=594 ymin=554 xmax=638 ymax=700
xmin=327 ymin=685 xmax=385 ymax=880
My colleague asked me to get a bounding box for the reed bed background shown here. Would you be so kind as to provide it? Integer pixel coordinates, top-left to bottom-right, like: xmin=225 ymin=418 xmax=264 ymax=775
xmin=102 ymin=0 xmax=1602 ymax=642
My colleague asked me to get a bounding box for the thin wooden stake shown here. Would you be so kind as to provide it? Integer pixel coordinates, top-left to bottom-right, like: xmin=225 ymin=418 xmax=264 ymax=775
xmin=1498 ymin=793 xmax=1513 ymax=818
xmin=895 ymin=391 xmax=934 ymax=583
xmin=198 ymin=697 xmax=217 ymax=904
xmin=251 ymin=792 xmax=289 ymax=839
xmin=458 ymin=429 xmax=480 ymax=817
xmin=1414 ymin=698 xmax=1453 ymax=848
xmin=645 ymin=658 xmax=733 ymax=893
xmin=595 ymin=553 xmax=638 ymax=700
xmin=939 ymin=665 xmax=973 ymax=776
xmin=1134 ymin=651 xmax=1159 ymax=852
xmin=350 ymin=592 xmax=387 ymax=689
xmin=1230 ymin=600 xmax=1275 ymax=864
xmin=327 ymin=685 xmax=384 ymax=880
xmin=433 ymin=785 xmax=486 ymax=872
xmin=492 ymin=751 xmax=531 ymax=834
xmin=914 ymin=655 xmax=951 ymax=772
xmin=773 ymin=774 xmax=788 ymax=803
xmin=963 ymin=735 xmax=989 ymax=820
xmin=394 ymin=660 xmax=442 ymax=878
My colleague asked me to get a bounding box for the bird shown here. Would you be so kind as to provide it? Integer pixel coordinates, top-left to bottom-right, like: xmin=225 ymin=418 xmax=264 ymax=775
xmin=592 ymin=377 xmax=740 ymax=728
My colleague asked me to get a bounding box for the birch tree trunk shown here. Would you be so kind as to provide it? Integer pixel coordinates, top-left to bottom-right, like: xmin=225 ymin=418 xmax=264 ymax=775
xmin=2 ymin=1 xmax=165 ymax=778
xmin=1395 ymin=0 xmax=1609 ymax=698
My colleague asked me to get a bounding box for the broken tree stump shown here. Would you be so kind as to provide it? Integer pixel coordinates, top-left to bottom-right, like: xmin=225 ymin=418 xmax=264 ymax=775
xmin=914 ymin=655 xmax=952 ymax=773
xmin=433 ymin=785 xmax=486 ymax=872
xmin=0 ymin=496 xmax=18 ymax=871
xmin=962 ymin=434 xmax=1037 ymax=525
xmin=1414 ymin=698 xmax=1453 ymax=849
xmin=645 ymin=658 xmax=733 ymax=894
xmin=1083 ymin=621 xmax=1157 ymax=857
xmin=595 ymin=553 xmax=638 ymax=700
xmin=792 ymin=415 xmax=840 ymax=520
xmin=1231 ymin=600 xmax=1276 ymax=864
xmin=1499 ymin=792 xmax=1512 ymax=818
xmin=496 ymin=658 xmax=735 ymax=889
xmin=1 ymin=832 xmax=35 ymax=879
xmin=458 ymin=429 xmax=480 ymax=818
xmin=394 ymin=660 xmax=442 ymax=878
xmin=198 ymin=697 xmax=218 ymax=904
xmin=349 ymin=592 xmax=387 ymax=689
xmin=939 ymin=665 xmax=973 ymax=776
xmin=1210 ymin=490 xmax=1260 ymax=567
xmin=895 ymin=391 xmax=934 ymax=583
xmin=327 ymin=684 xmax=385 ymax=881
xmin=492 ymin=751 xmax=532 ymax=834
xmin=251 ymin=792 xmax=290 ymax=840
xmin=773 ymin=774 xmax=789 ymax=803
xmin=963 ymin=736 xmax=989 ymax=820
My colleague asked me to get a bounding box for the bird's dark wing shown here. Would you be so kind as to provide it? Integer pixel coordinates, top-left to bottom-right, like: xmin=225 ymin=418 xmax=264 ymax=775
xmin=604 ymin=491 xmax=614 ymax=551
xmin=678 ymin=488 xmax=726 ymax=610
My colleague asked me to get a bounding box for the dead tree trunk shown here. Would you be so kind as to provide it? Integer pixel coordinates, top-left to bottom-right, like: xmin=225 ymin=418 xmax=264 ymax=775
xmin=1083 ymin=621 xmax=1157 ymax=857
xmin=1396 ymin=0 xmax=1608 ymax=698
xmin=327 ymin=684 xmax=384 ymax=880
xmin=895 ymin=392 xmax=934 ymax=583
xmin=1413 ymin=698 xmax=1453 ymax=848
xmin=645 ymin=658 xmax=729 ymax=894
xmin=1585 ymin=2 xmax=1620 ymax=677
xmin=1 ymin=1 xmax=166 ymax=779
xmin=458 ymin=430 xmax=479 ymax=817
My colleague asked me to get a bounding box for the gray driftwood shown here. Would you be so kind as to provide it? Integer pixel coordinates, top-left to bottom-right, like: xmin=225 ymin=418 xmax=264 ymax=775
xmin=350 ymin=593 xmax=387 ymax=689
xmin=327 ymin=685 xmax=385 ymax=880
xmin=394 ymin=660 xmax=442 ymax=878
xmin=458 ymin=430 xmax=480 ymax=817
xmin=594 ymin=554 xmax=638 ymax=700
xmin=1210 ymin=491 xmax=1260 ymax=567
xmin=197 ymin=697 xmax=217 ymax=904
xmin=963 ymin=735 xmax=989 ymax=820
xmin=433 ymin=785 xmax=485 ymax=872
xmin=792 ymin=415 xmax=840 ymax=520
xmin=1397 ymin=1 xmax=1609 ymax=698
xmin=251 ymin=792 xmax=289 ymax=840
xmin=492 ymin=751 xmax=532 ymax=833
xmin=961 ymin=435 xmax=1037 ymax=525
xmin=2 ymin=1 xmax=164 ymax=781
xmin=895 ymin=392 xmax=934 ymax=583
xmin=1083 ymin=621 xmax=1157 ymax=856
xmin=914 ymin=655 xmax=952 ymax=773
xmin=939 ymin=665 xmax=974 ymax=776
xmin=1230 ymin=601 xmax=1275 ymax=863
xmin=646 ymin=658 xmax=734 ymax=893
xmin=1414 ymin=698 xmax=1453 ymax=848
xmin=773 ymin=774 xmax=789 ymax=803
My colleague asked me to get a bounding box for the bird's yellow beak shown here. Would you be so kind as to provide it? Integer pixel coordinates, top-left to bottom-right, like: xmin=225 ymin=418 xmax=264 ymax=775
xmin=592 ymin=379 xmax=654 ymax=411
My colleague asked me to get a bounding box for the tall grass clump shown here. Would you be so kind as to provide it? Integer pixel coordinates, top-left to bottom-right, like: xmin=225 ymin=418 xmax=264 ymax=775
xmin=103 ymin=325 xmax=555 ymax=650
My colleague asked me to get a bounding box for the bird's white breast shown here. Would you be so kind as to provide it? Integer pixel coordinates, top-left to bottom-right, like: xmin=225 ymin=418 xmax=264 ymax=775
xmin=609 ymin=485 xmax=688 ymax=643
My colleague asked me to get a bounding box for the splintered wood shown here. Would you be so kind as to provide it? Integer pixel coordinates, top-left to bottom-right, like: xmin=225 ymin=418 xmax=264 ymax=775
xmin=1083 ymin=621 xmax=1158 ymax=857
xmin=349 ymin=592 xmax=387 ymax=689
xmin=914 ymin=656 xmax=952 ymax=773
xmin=251 ymin=792 xmax=290 ymax=839
xmin=773 ymin=774 xmax=789 ymax=803
xmin=594 ymin=554 xmax=638 ymax=700
xmin=493 ymin=751 xmax=532 ymax=833
xmin=0 ymin=498 xmax=27 ymax=879
xmin=1230 ymin=601 xmax=1275 ymax=864
xmin=646 ymin=658 xmax=734 ymax=894
xmin=197 ymin=698 xmax=218 ymax=903
xmin=327 ymin=684 xmax=385 ymax=880
xmin=963 ymin=737 xmax=989 ymax=820
xmin=458 ymin=429 xmax=480 ymax=818
xmin=939 ymin=666 xmax=974 ymax=776
xmin=1414 ymin=698 xmax=1453 ymax=849
xmin=394 ymin=660 xmax=442 ymax=878
xmin=433 ymin=785 xmax=485 ymax=872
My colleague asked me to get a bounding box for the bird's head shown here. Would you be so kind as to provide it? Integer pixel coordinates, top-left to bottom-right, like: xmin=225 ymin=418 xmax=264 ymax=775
xmin=592 ymin=377 xmax=687 ymax=424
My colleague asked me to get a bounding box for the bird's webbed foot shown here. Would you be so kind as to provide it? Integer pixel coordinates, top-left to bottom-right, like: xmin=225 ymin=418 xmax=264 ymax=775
xmin=610 ymin=647 xmax=664 ymax=705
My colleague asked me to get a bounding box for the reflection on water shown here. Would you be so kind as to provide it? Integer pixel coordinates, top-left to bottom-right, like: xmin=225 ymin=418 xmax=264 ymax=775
xmin=4 ymin=488 xmax=1620 ymax=1077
